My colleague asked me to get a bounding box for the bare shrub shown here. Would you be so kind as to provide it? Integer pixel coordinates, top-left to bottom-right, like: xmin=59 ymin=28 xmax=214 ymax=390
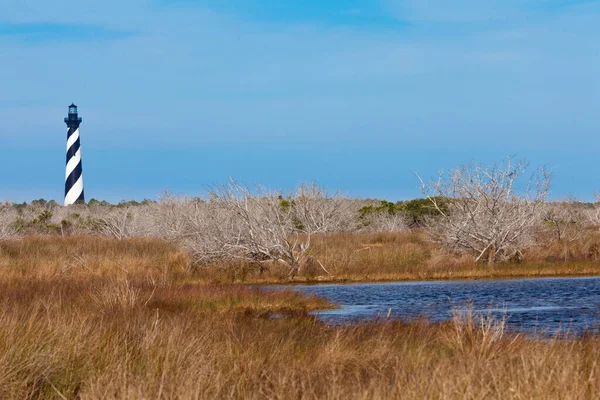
xmin=92 ymin=205 xmax=156 ymax=240
xmin=153 ymin=194 xmax=209 ymax=241
xmin=52 ymin=204 xmax=98 ymax=236
xmin=541 ymin=199 xmax=587 ymax=243
xmin=158 ymin=198 xmax=228 ymax=262
xmin=360 ymin=211 xmax=408 ymax=232
xmin=8 ymin=201 xmax=92 ymax=236
xmin=585 ymin=195 xmax=600 ymax=230
xmin=419 ymin=158 xmax=550 ymax=264
xmin=183 ymin=181 xmax=345 ymax=277
xmin=196 ymin=181 xmax=308 ymax=276
xmin=356 ymin=201 xmax=410 ymax=232
xmin=12 ymin=201 xmax=60 ymax=235
xmin=291 ymin=182 xmax=357 ymax=233
xmin=0 ymin=203 xmax=18 ymax=239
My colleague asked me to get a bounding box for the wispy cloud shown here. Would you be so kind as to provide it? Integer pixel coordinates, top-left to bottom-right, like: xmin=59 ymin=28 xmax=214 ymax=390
xmin=382 ymin=0 xmax=600 ymax=22
xmin=0 ymin=22 xmax=135 ymax=43
xmin=0 ymin=0 xmax=598 ymax=200
xmin=156 ymin=0 xmax=403 ymax=28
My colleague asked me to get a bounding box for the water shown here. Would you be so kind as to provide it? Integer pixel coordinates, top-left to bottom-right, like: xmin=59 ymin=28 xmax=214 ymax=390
xmin=270 ymin=277 xmax=600 ymax=336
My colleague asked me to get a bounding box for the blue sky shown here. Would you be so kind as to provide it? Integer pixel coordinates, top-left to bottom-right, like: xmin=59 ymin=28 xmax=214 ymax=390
xmin=0 ymin=0 xmax=599 ymax=202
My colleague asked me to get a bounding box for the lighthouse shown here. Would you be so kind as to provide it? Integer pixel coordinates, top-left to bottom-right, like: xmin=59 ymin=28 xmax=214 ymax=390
xmin=64 ymin=103 xmax=85 ymax=205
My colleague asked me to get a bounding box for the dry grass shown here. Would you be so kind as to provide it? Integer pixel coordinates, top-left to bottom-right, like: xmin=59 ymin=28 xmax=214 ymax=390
xmin=310 ymin=230 xmax=600 ymax=281
xmin=0 ymin=236 xmax=189 ymax=282
xmin=201 ymin=231 xmax=600 ymax=283
xmin=2 ymin=232 xmax=599 ymax=285
xmin=0 ymin=236 xmax=598 ymax=399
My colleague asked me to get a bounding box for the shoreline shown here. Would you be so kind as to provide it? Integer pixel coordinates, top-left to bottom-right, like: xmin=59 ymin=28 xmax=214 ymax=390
xmin=242 ymin=269 xmax=600 ymax=286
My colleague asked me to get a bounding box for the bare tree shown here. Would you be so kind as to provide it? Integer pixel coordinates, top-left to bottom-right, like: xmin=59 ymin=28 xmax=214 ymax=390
xmin=292 ymin=182 xmax=356 ymax=233
xmin=419 ymin=158 xmax=550 ymax=264
xmin=0 ymin=203 xmax=18 ymax=239
xmin=183 ymin=181 xmax=339 ymax=277
xmin=202 ymin=181 xmax=306 ymax=275
xmin=153 ymin=193 xmax=204 ymax=240
xmin=92 ymin=205 xmax=155 ymax=240
xmin=541 ymin=199 xmax=586 ymax=243
xmin=361 ymin=211 xmax=409 ymax=233
xmin=585 ymin=195 xmax=600 ymax=230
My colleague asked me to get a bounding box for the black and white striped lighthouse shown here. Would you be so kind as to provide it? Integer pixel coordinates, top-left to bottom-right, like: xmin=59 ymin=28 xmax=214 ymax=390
xmin=64 ymin=103 xmax=85 ymax=205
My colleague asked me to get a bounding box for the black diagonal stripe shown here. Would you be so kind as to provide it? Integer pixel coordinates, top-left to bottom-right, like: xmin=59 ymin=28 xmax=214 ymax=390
xmin=66 ymin=137 xmax=81 ymax=162
xmin=67 ymin=126 xmax=80 ymax=138
xmin=75 ymin=190 xmax=85 ymax=204
xmin=65 ymin=161 xmax=83 ymax=197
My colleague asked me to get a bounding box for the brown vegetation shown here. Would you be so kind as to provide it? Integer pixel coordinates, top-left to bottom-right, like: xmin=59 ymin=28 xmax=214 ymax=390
xmin=3 ymin=229 xmax=599 ymax=286
xmin=206 ymin=230 xmax=600 ymax=283
xmin=0 ymin=236 xmax=598 ymax=399
xmin=3 ymin=168 xmax=600 ymax=276
xmin=420 ymin=157 xmax=551 ymax=264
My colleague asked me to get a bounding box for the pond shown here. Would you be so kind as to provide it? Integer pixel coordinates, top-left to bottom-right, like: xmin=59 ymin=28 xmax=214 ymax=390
xmin=269 ymin=277 xmax=600 ymax=336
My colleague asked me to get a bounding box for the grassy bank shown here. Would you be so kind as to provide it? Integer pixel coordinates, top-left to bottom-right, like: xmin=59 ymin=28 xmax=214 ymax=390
xmin=199 ymin=231 xmax=600 ymax=283
xmin=2 ymin=233 xmax=600 ymax=284
xmin=0 ymin=236 xmax=598 ymax=398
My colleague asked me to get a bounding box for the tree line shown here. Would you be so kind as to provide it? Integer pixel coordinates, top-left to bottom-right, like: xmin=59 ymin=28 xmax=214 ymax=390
xmin=1 ymin=157 xmax=599 ymax=275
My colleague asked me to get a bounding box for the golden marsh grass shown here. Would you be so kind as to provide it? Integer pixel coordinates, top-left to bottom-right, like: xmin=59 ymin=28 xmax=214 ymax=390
xmin=0 ymin=236 xmax=598 ymax=399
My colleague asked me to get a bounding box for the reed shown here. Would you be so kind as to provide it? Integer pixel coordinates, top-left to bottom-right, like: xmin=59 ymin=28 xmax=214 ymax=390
xmin=3 ymin=233 xmax=599 ymax=284
xmin=200 ymin=231 xmax=600 ymax=283
xmin=0 ymin=236 xmax=598 ymax=399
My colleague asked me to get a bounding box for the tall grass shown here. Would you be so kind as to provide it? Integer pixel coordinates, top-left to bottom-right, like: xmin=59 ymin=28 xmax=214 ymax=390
xmin=0 ymin=236 xmax=598 ymax=398
xmin=0 ymin=288 xmax=598 ymax=398
xmin=2 ymin=233 xmax=599 ymax=285
xmin=203 ymin=231 xmax=600 ymax=283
